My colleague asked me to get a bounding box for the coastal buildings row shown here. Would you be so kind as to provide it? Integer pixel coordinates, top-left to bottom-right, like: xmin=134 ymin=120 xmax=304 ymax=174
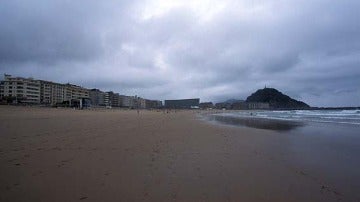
xmin=0 ymin=74 xmax=275 ymax=110
xmin=215 ymin=100 xmax=270 ymax=110
xmin=164 ymin=98 xmax=200 ymax=109
xmin=89 ymin=89 xmax=162 ymax=109
xmin=0 ymin=74 xmax=162 ymax=109
xmin=0 ymin=74 xmax=92 ymax=107
xmin=199 ymin=102 xmax=214 ymax=109
xmin=160 ymin=99 xmax=267 ymax=110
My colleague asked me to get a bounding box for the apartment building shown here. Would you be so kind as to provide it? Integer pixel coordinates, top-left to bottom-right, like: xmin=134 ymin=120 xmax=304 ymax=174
xmin=113 ymin=93 xmax=121 ymax=107
xmin=119 ymin=95 xmax=136 ymax=108
xmin=89 ymin=89 xmax=105 ymax=106
xmin=104 ymin=91 xmax=122 ymax=107
xmin=247 ymin=102 xmax=270 ymax=109
xmin=0 ymin=81 xmax=4 ymax=98
xmin=39 ymin=82 xmax=89 ymax=106
xmin=0 ymin=74 xmax=41 ymax=104
xmin=137 ymin=97 xmax=145 ymax=109
xmin=64 ymin=84 xmax=89 ymax=102
xmin=104 ymin=91 xmax=113 ymax=107
xmin=165 ymin=98 xmax=200 ymax=109
xmin=133 ymin=97 xmax=162 ymax=109
xmin=0 ymin=74 xmax=91 ymax=106
xmin=1 ymin=74 xmax=160 ymax=109
xmin=39 ymin=80 xmax=65 ymax=105
xmin=146 ymin=100 xmax=162 ymax=109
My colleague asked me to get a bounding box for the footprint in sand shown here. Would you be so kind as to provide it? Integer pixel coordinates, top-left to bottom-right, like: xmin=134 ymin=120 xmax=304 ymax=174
xmin=294 ymin=169 xmax=344 ymax=199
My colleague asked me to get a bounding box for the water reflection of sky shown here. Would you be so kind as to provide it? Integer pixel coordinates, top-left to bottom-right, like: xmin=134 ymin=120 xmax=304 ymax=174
xmin=205 ymin=113 xmax=360 ymax=200
xmin=208 ymin=115 xmax=305 ymax=132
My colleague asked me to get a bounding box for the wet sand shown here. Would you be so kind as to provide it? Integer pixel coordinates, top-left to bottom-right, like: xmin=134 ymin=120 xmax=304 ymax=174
xmin=0 ymin=106 xmax=358 ymax=202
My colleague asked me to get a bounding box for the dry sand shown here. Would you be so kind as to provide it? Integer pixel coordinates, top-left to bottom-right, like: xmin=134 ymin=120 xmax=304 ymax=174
xmin=0 ymin=106 xmax=351 ymax=201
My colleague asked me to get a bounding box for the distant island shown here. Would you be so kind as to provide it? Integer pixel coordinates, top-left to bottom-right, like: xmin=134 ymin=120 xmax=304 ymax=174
xmin=213 ymin=87 xmax=310 ymax=110
xmin=246 ymin=88 xmax=310 ymax=109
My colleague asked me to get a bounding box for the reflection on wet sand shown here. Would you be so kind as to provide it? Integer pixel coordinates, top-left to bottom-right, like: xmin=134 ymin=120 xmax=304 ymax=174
xmin=208 ymin=115 xmax=305 ymax=131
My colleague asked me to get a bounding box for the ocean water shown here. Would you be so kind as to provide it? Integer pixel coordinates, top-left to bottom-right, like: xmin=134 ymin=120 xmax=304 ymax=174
xmin=206 ymin=109 xmax=360 ymax=131
xmin=214 ymin=109 xmax=360 ymax=125
xmin=205 ymin=109 xmax=360 ymax=199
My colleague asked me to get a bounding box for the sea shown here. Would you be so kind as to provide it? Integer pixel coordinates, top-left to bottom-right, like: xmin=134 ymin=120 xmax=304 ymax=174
xmin=207 ymin=109 xmax=360 ymax=131
xmin=205 ymin=109 xmax=360 ymax=199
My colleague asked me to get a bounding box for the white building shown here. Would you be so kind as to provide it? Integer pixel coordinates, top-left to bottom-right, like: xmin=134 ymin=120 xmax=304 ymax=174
xmin=0 ymin=74 xmax=89 ymax=106
xmin=64 ymin=83 xmax=89 ymax=102
xmin=89 ymin=89 xmax=105 ymax=106
xmin=0 ymin=74 xmax=41 ymax=104
xmin=39 ymin=80 xmax=66 ymax=105
xmin=120 ymin=95 xmax=136 ymax=108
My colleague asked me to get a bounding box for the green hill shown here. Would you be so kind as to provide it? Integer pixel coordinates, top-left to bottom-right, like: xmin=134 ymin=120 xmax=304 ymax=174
xmin=246 ymin=88 xmax=310 ymax=109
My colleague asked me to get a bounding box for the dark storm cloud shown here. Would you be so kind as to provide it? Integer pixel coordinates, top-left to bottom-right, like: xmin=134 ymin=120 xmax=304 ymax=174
xmin=0 ymin=0 xmax=133 ymax=64
xmin=1 ymin=0 xmax=360 ymax=106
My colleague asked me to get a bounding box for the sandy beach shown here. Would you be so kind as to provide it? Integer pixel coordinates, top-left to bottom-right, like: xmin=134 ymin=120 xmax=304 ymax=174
xmin=0 ymin=106 xmax=359 ymax=202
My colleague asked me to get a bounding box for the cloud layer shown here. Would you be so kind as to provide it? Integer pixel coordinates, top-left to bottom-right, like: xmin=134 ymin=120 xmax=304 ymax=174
xmin=1 ymin=0 xmax=360 ymax=106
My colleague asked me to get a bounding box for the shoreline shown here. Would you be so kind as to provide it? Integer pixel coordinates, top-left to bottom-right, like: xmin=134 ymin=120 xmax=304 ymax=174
xmin=0 ymin=106 xmax=359 ymax=201
xmin=204 ymin=109 xmax=360 ymax=128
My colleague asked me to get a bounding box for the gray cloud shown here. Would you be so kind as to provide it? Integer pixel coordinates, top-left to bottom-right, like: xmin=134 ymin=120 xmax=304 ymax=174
xmin=1 ymin=0 xmax=360 ymax=107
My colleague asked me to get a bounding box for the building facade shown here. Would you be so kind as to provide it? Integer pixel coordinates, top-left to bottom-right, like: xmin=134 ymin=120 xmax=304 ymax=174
xmin=247 ymin=102 xmax=270 ymax=109
xmin=0 ymin=81 xmax=4 ymax=99
xmin=0 ymin=74 xmax=41 ymax=104
xmin=64 ymin=84 xmax=89 ymax=102
xmin=164 ymin=98 xmax=200 ymax=109
xmin=113 ymin=93 xmax=121 ymax=107
xmin=138 ymin=98 xmax=146 ymax=109
xmin=0 ymin=74 xmax=90 ymax=106
xmin=104 ymin=91 xmax=122 ymax=107
xmin=145 ymin=99 xmax=162 ymax=109
xmin=214 ymin=100 xmax=270 ymax=110
xmin=119 ymin=95 xmax=136 ymax=108
xmin=1 ymin=74 xmax=162 ymax=109
xmin=199 ymin=102 xmax=214 ymax=109
xmin=89 ymin=89 xmax=105 ymax=106
xmin=104 ymin=91 xmax=113 ymax=107
xmin=39 ymin=80 xmax=66 ymax=105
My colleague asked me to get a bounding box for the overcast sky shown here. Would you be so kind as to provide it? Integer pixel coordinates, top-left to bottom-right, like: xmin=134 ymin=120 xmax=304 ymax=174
xmin=1 ymin=0 xmax=359 ymax=107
